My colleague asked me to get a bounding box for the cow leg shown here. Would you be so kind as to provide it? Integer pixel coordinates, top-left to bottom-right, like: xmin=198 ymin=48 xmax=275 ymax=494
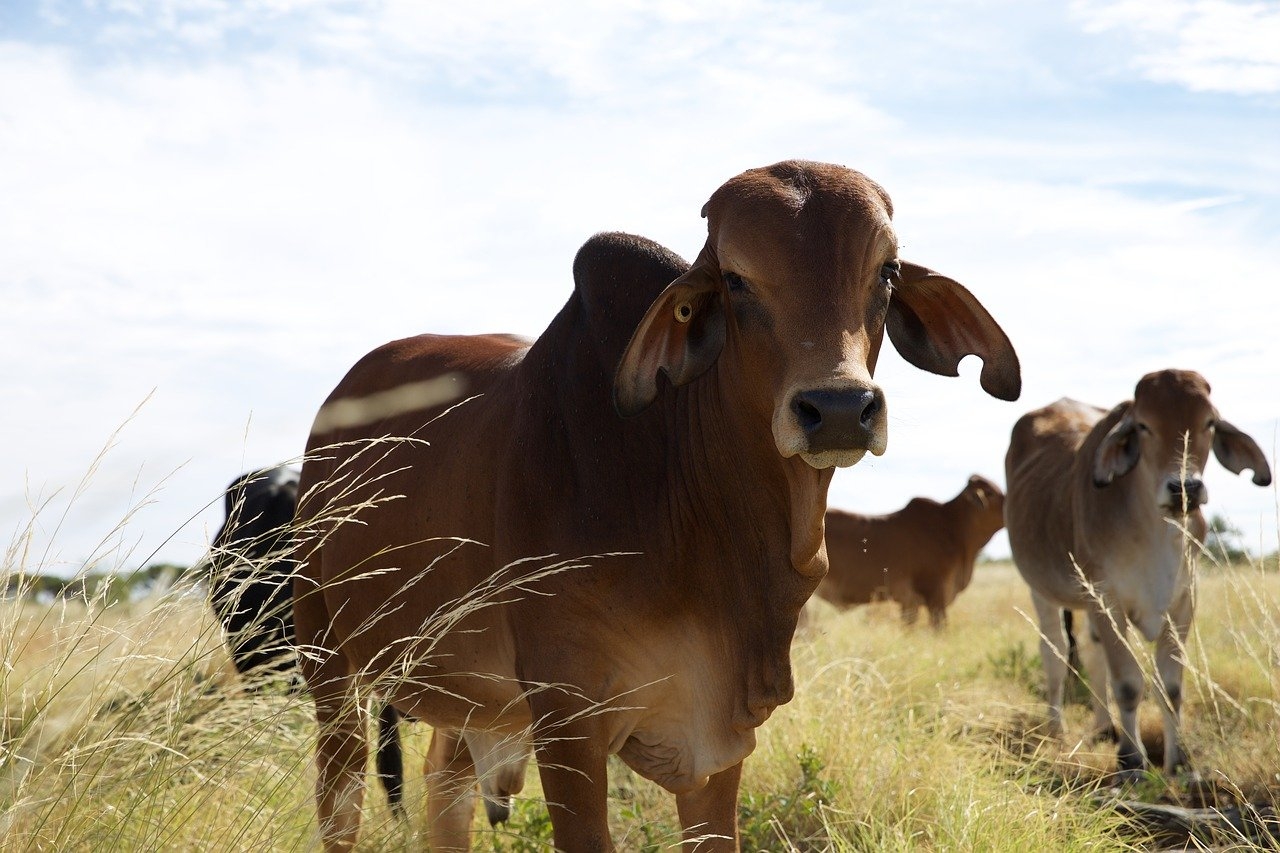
xmin=1031 ymin=593 xmax=1069 ymax=738
xmin=294 ymin=585 xmax=367 ymax=852
xmin=1080 ymin=611 xmax=1114 ymax=739
xmin=464 ymin=729 xmax=532 ymax=826
xmin=1090 ymin=599 xmax=1148 ymax=779
xmin=1156 ymin=590 xmax=1193 ymax=774
xmin=676 ymin=761 xmax=742 ymax=851
xmin=531 ymin=718 xmax=613 ymax=852
xmin=424 ymin=728 xmax=478 ymax=852
xmin=899 ymin=602 xmax=921 ymax=626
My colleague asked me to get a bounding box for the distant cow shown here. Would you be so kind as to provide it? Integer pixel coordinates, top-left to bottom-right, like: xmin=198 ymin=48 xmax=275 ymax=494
xmin=208 ymin=465 xmax=300 ymax=680
xmin=1004 ymin=370 xmax=1270 ymax=778
xmin=294 ymin=160 xmax=1021 ymax=851
xmin=816 ymin=474 xmax=1005 ymax=628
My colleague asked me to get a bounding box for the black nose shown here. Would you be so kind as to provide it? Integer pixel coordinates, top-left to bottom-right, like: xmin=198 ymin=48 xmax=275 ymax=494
xmin=791 ymin=387 xmax=884 ymax=453
xmin=1168 ymin=478 xmax=1205 ymax=511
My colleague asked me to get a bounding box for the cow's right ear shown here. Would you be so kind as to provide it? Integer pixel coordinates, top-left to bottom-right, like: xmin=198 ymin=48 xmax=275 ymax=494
xmin=1092 ymin=414 xmax=1140 ymax=487
xmin=614 ymin=244 xmax=727 ymax=417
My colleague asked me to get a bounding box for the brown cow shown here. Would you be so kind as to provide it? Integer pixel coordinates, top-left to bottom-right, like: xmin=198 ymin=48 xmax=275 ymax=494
xmin=1004 ymin=370 xmax=1270 ymax=778
xmin=816 ymin=474 xmax=1005 ymax=628
xmin=293 ymin=160 xmax=1021 ymax=851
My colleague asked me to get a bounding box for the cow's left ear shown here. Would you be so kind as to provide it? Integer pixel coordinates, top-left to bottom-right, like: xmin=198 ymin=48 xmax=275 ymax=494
xmin=888 ymin=262 xmax=1021 ymax=401
xmin=614 ymin=244 xmax=727 ymax=417
xmin=1212 ymin=419 xmax=1273 ymax=486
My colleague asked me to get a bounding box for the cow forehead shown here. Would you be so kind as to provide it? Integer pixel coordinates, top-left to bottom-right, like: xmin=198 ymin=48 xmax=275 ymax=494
xmin=708 ymin=163 xmax=898 ymax=282
xmin=1133 ymin=369 xmax=1214 ymax=425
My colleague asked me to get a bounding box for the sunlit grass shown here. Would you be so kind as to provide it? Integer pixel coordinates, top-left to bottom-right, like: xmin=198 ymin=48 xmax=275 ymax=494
xmin=3 ymin=471 xmax=1278 ymax=851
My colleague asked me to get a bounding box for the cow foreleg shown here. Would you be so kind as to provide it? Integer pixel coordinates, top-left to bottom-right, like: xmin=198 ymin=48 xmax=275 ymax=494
xmin=1091 ymin=601 xmax=1148 ymax=779
xmin=1031 ymin=593 xmax=1069 ymax=738
xmin=424 ymin=728 xmax=478 ymax=852
xmin=1156 ymin=591 xmax=1193 ymax=775
xmin=531 ymin=718 xmax=613 ymax=852
xmin=676 ymin=761 xmax=742 ymax=852
xmin=1080 ymin=611 xmax=1114 ymax=740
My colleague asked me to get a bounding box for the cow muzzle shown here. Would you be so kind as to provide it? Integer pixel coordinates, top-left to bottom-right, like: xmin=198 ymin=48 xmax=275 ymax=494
xmin=774 ymin=382 xmax=888 ymax=468
xmin=1161 ymin=476 xmax=1207 ymax=514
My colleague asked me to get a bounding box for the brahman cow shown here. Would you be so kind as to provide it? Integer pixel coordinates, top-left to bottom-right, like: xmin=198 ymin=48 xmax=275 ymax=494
xmin=1004 ymin=370 xmax=1270 ymax=778
xmin=208 ymin=465 xmax=300 ymax=680
xmin=293 ymin=159 xmax=1021 ymax=851
xmin=816 ymin=474 xmax=1005 ymax=628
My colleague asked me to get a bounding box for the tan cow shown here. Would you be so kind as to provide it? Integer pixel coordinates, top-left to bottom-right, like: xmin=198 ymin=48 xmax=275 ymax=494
xmin=1004 ymin=370 xmax=1270 ymax=778
xmin=293 ymin=160 xmax=1021 ymax=851
xmin=816 ymin=474 xmax=1005 ymax=628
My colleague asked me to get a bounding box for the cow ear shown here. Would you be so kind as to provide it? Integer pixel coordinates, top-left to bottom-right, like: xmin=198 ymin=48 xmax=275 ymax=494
xmin=1093 ymin=415 xmax=1140 ymax=487
xmin=887 ymin=262 xmax=1021 ymax=401
xmin=614 ymin=245 xmax=727 ymax=417
xmin=1212 ymin=419 xmax=1273 ymax=487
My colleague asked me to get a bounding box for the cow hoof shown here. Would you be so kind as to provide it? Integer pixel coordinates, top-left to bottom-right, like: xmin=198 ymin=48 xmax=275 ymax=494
xmin=1109 ymin=766 xmax=1148 ymax=787
xmin=1089 ymin=724 xmax=1118 ymax=744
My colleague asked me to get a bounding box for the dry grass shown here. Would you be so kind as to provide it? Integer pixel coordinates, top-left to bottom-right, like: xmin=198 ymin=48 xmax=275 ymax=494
xmin=4 ymin=511 xmax=1278 ymax=851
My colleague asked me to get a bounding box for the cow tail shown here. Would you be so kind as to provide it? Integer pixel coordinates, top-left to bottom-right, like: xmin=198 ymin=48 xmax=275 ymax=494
xmin=375 ymin=702 xmax=405 ymax=818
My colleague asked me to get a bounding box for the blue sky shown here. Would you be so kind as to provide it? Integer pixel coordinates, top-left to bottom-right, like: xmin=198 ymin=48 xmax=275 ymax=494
xmin=3 ymin=0 xmax=1279 ymax=575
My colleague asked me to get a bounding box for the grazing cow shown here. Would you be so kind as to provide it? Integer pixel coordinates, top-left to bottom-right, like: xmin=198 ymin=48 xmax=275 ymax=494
xmin=1004 ymin=370 xmax=1271 ymax=778
xmin=293 ymin=160 xmax=1021 ymax=851
xmin=816 ymin=474 xmax=1005 ymax=628
xmin=208 ymin=465 xmax=300 ymax=680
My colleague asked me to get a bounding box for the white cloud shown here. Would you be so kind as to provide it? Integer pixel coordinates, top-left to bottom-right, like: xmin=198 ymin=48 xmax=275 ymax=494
xmin=3 ymin=2 xmax=1279 ymax=572
xmin=1073 ymin=0 xmax=1280 ymax=94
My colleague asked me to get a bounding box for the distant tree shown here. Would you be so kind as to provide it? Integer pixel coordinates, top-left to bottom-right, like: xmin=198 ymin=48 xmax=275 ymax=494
xmin=1204 ymin=513 xmax=1248 ymax=564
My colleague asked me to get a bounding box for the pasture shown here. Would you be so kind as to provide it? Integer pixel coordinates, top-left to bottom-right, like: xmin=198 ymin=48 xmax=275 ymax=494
xmin=2 ymin=547 xmax=1277 ymax=851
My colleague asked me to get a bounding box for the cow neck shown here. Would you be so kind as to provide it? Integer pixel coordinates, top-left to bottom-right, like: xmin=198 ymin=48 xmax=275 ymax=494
xmin=663 ymin=347 xmax=834 ymax=602
xmin=521 ymin=296 xmax=829 ymax=619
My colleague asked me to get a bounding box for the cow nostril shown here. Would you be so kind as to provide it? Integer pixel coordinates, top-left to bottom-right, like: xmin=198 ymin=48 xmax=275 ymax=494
xmin=859 ymin=392 xmax=882 ymax=428
xmin=792 ymin=397 xmax=822 ymax=431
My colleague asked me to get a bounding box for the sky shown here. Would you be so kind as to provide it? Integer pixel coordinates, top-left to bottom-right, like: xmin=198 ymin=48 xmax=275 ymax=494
xmin=2 ymin=0 xmax=1279 ymax=577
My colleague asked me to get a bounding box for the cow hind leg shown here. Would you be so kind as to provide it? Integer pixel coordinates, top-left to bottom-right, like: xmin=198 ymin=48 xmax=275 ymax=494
xmin=294 ymin=577 xmax=369 ymax=852
xmin=424 ymin=728 xmax=478 ymax=852
xmin=676 ymin=761 xmax=743 ymax=852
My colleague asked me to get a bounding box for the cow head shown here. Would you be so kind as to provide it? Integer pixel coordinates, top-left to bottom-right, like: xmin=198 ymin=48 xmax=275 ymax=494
xmin=614 ymin=160 xmax=1021 ymax=469
xmin=964 ymin=473 xmax=1005 ymax=510
xmin=1092 ymin=369 xmax=1272 ymax=513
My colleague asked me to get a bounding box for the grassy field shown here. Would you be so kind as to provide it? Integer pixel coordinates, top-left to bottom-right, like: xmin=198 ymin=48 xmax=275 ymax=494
xmin=2 ymin=554 xmax=1277 ymax=851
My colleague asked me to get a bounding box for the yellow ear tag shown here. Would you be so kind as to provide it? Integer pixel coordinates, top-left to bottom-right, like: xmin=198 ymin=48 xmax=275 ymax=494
xmin=674 ymin=302 xmax=693 ymax=323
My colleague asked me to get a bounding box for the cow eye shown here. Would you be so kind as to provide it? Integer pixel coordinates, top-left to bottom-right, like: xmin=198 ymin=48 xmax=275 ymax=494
xmin=880 ymin=260 xmax=901 ymax=287
xmin=1137 ymin=422 xmax=1151 ymax=433
xmin=723 ymin=271 xmax=748 ymax=292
